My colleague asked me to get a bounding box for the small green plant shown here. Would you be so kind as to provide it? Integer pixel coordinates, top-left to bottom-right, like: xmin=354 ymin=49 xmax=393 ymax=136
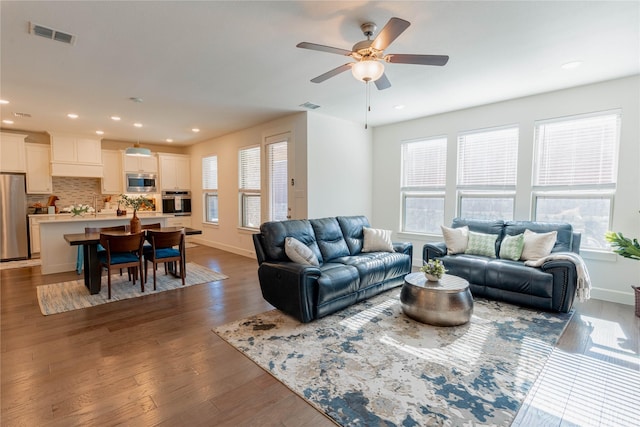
xmin=420 ymin=258 xmax=447 ymax=279
xmin=119 ymin=194 xmax=153 ymax=213
xmin=605 ymin=231 xmax=640 ymax=261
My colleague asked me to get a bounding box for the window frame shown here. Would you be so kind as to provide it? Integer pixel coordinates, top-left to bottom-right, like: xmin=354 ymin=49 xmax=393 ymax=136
xmin=238 ymin=145 xmax=261 ymax=230
xmin=202 ymin=155 xmax=218 ymax=225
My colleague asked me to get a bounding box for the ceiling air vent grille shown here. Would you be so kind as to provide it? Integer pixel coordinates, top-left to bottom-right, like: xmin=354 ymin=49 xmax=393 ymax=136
xmin=13 ymin=112 xmax=31 ymax=118
xmin=300 ymin=102 xmax=320 ymax=110
xmin=29 ymin=22 xmax=76 ymax=45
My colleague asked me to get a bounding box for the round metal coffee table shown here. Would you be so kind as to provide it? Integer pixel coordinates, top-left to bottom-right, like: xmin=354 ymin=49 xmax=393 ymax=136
xmin=400 ymin=272 xmax=473 ymax=326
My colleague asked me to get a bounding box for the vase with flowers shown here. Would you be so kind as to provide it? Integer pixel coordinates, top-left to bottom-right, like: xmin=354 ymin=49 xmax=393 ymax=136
xmin=420 ymin=258 xmax=447 ymax=282
xmin=119 ymin=194 xmax=153 ymax=233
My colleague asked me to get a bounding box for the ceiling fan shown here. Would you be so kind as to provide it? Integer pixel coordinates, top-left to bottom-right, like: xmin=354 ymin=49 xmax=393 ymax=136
xmin=297 ymin=17 xmax=449 ymax=90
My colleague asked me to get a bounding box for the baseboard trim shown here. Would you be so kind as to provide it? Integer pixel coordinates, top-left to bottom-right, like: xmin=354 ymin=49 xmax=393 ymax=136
xmin=589 ymin=287 xmax=635 ymax=306
xmin=190 ymin=238 xmax=255 ymax=259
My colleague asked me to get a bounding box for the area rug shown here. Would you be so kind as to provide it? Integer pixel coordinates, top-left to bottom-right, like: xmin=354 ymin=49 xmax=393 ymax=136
xmin=214 ymin=290 xmax=573 ymax=427
xmin=0 ymin=258 xmax=41 ymax=270
xmin=37 ymin=262 xmax=227 ymax=315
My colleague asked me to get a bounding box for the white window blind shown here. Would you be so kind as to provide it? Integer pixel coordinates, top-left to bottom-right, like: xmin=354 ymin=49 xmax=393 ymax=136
xmin=533 ymin=111 xmax=620 ymax=188
xmin=267 ymin=140 xmax=288 ymax=221
xmin=457 ymin=126 xmax=519 ymax=188
xmin=202 ymin=155 xmax=218 ymax=190
xmin=239 ymin=146 xmax=260 ymax=190
xmin=401 ymin=137 xmax=447 ymax=189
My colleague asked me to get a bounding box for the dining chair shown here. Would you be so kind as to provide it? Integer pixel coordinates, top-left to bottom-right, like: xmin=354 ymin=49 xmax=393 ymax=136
xmin=98 ymin=232 xmax=145 ymax=299
xmin=76 ymin=225 xmax=128 ymax=274
xmin=143 ymin=229 xmax=186 ymax=289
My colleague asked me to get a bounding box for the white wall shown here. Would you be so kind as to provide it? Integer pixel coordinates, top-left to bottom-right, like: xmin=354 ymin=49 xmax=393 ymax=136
xmin=187 ymin=112 xmax=308 ymax=258
xmin=306 ymin=112 xmax=373 ymax=219
xmin=372 ymin=75 xmax=640 ymax=305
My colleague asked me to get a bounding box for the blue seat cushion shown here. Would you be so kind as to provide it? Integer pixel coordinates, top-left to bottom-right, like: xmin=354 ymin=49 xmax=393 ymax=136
xmin=98 ymin=252 xmax=140 ymax=265
xmin=146 ymin=248 xmax=180 ymax=259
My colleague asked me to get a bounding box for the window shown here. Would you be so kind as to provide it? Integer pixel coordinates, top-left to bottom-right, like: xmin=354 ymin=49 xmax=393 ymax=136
xmin=457 ymin=126 xmax=519 ymax=220
xmin=266 ymin=135 xmax=288 ymax=221
xmin=533 ymin=110 xmax=620 ymax=250
xmin=400 ymin=137 xmax=447 ymax=234
xmin=239 ymin=146 xmax=261 ymax=228
xmin=202 ymin=155 xmax=218 ymax=223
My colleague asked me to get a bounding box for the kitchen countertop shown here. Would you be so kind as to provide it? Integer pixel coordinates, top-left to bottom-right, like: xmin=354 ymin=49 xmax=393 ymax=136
xmin=30 ymin=212 xmax=172 ymax=223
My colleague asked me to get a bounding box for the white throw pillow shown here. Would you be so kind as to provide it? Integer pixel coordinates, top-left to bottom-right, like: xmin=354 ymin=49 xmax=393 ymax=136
xmin=362 ymin=227 xmax=394 ymax=253
xmin=441 ymin=225 xmax=469 ymax=255
xmin=284 ymin=237 xmax=319 ymax=266
xmin=520 ymin=229 xmax=557 ymax=261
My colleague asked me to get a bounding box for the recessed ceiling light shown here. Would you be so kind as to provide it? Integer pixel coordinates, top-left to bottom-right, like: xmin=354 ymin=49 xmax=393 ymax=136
xmin=67 ymin=113 xmax=78 ymax=119
xmin=96 ymin=130 xmax=104 ymax=135
xmin=561 ymin=61 xmax=582 ymax=70
xmin=111 ymin=116 xmax=121 ymax=121
xmin=394 ymin=104 xmax=405 ymax=110
xmin=166 ymin=138 xmax=173 ymax=143
xmin=133 ymin=123 xmax=143 ymax=128
xmin=2 ymin=119 xmax=14 ymax=124
xmin=191 ymin=128 xmax=200 ymax=133
xmin=0 ymin=99 xmax=9 ymax=104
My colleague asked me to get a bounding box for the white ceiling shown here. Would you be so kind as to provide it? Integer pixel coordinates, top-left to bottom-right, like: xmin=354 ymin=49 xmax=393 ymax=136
xmin=1 ymin=1 xmax=638 ymax=146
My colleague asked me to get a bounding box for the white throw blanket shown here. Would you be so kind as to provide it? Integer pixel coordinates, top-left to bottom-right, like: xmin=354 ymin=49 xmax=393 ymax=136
xmin=524 ymin=252 xmax=591 ymax=302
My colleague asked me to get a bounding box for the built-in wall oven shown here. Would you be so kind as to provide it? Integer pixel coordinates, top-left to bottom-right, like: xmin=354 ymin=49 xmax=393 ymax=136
xmin=126 ymin=173 xmax=157 ymax=193
xmin=162 ymin=190 xmax=191 ymax=216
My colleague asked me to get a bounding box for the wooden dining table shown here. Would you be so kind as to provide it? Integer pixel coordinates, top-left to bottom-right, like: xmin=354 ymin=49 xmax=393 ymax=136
xmin=64 ymin=227 xmax=202 ymax=294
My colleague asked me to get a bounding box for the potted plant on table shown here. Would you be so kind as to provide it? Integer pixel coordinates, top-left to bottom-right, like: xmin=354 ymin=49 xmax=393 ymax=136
xmin=605 ymin=230 xmax=640 ymax=317
xmin=119 ymin=194 xmax=153 ymax=233
xmin=421 ymin=258 xmax=447 ymax=282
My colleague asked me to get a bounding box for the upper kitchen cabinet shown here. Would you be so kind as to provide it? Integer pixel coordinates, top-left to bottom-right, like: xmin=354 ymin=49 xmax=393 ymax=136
xmin=0 ymin=132 xmax=27 ymax=172
xmin=158 ymin=154 xmax=190 ymax=190
xmin=49 ymin=132 xmax=103 ymax=177
xmin=101 ymin=149 xmax=122 ymax=194
xmin=25 ymin=143 xmax=52 ymax=194
xmin=123 ymin=153 xmax=157 ymax=173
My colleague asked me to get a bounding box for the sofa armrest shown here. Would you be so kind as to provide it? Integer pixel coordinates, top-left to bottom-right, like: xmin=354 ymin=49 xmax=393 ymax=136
xmin=393 ymin=242 xmax=413 ymax=260
xmin=422 ymin=242 xmax=447 ymax=263
xmin=257 ymin=261 xmax=322 ymax=323
xmin=538 ymin=259 xmax=579 ymax=313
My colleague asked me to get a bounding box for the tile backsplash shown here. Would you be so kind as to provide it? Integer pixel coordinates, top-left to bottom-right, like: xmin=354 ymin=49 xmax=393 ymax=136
xmin=27 ymin=177 xmax=102 ymax=210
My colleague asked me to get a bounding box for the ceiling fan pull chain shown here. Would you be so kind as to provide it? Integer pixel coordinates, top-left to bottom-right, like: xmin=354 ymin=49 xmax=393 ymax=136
xmin=364 ymin=81 xmax=370 ymax=129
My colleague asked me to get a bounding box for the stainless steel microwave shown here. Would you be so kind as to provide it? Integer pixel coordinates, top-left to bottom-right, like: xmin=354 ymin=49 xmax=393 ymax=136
xmin=126 ymin=173 xmax=157 ymax=193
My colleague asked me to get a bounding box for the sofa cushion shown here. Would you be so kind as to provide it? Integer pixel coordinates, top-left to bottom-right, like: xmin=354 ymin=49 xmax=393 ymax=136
xmin=505 ymin=221 xmax=573 ymax=253
xmin=439 ymin=254 xmax=490 ymax=287
xmin=453 ymin=218 xmax=505 ymax=254
xmin=362 ymin=227 xmax=394 ymax=253
xmin=260 ymin=219 xmax=323 ymax=263
xmin=465 ymin=231 xmax=498 ymax=258
xmin=485 ymin=259 xmax=553 ymax=298
xmin=441 ymin=225 xmax=469 ymax=255
xmin=317 ymin=263 xmax=360 ymax=305
xmin=521 ymin=229 xmax=557 ymax=261
xmin=499 ymin=233 xmax=525 ymax=261
xmin=333 ymin=252 xmax=409 ymax=289
xmin=310 ymin=218 xmax=350 ymax=261
xmin=337 ymin=216 xmax=370 ymax=255
xmin=284 ymin=237 xmax=320 ymax=266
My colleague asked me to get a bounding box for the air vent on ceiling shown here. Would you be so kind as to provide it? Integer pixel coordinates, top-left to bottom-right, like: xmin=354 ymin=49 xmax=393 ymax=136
xmin=299 ymin=102 xmax=320 ymax=110
xmin=13 ymin=112 xmax=31 ymax=118
xmin=29 ymin=22 xmax=76 ymax=45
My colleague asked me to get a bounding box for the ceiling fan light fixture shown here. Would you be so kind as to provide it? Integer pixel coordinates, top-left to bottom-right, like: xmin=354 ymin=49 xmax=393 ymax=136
xmin=351 ymin=59 xmax=384 ymax=83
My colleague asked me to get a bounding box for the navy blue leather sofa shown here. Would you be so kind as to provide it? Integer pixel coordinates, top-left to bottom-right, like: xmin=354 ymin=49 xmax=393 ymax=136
xmin=253 ymin=216 xmax=413 ymax=323
xmin=423 ymin=218 xmax=582 ymax=313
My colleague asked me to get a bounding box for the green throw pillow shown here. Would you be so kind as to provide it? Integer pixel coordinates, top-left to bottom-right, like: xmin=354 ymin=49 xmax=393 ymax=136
xmin=499 ymin=233 xmax=525 ymax=261
xmin=465 ymin=231 xmax=498 ymax=258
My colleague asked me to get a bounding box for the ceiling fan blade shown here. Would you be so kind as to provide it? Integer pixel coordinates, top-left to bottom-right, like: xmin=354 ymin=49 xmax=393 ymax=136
xmin=297 ymin=42 xmax=353 ymax=56
xmin=310 ymin=63 xmax=353 ymax=83
xmin=386 ymin=54 xmax=449 ymax=66
xmin=374 ymin=73 xmax=391 ymax=90
xmin=371 ymin=17 xmax=410 ymax=51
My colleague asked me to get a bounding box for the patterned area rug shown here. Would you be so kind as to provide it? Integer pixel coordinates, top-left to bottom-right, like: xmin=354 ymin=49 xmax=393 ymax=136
xmin=0 ymin=258 xmax=41 ymax=270
xmin=37 ymin=262 xmax=227 ymax=315
xmin=214 ymin=289 xmax=573 ymax=427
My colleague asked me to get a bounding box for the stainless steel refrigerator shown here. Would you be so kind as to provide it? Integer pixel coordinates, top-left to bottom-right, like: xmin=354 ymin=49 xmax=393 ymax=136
xmin=1 ymin=173 xmax=29 ymax=261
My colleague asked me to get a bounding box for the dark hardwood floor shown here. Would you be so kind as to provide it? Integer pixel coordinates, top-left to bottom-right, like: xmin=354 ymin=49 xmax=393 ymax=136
xmin=1 ymin=246 xmax=638 ymax=426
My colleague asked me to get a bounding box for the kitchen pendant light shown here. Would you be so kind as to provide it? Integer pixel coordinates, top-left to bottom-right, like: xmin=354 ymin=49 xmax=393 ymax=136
xmin=125 ymin=97 xmax=151 ymax=156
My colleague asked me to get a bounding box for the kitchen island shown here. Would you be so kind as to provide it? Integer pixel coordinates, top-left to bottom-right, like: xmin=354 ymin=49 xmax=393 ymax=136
xmin=38 ymin=213 xmax=174 ymax=275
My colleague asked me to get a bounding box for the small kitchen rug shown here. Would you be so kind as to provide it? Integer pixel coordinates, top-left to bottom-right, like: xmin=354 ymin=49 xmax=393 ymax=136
xmin=214 ymin=290 xmax=574 ymax=427
xmin=37 ymin=262 xmax=227 ymax=315
xmin=0 ymin=258 xmax=41 ymax=270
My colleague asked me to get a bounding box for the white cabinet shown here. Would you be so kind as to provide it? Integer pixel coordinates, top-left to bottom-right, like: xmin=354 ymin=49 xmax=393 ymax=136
xmin=159 ymin=154 xmax=190 ymax=190
xmin=49 ymin=132 xmax=103 ymax=177
xmin=25 ymin=143 xmax=52 ymax=194
xmin=29 ymin=215 xmax=56 ymax=253
xmin=123 ymin=154 xmax=157 ymax=173
xmin=166 ymin=216 xmax=192 ymax=228
xmin=101 ymin=150 xmax=123 ymax=194
xmin=0 ymin=132 xmax=27 ymax=172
